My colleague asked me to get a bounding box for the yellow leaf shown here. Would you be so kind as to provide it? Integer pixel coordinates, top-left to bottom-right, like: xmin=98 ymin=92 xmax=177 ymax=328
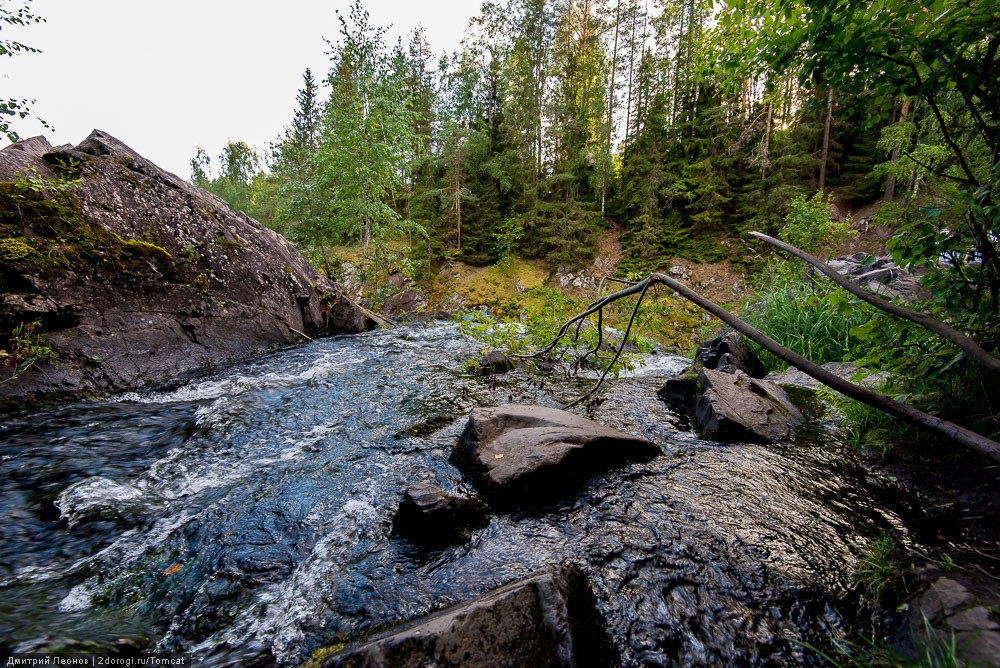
xmin=494 ymin=453 xmax=504 ymax=459
xmin=161 ymin=562 xmax=183 ymax=576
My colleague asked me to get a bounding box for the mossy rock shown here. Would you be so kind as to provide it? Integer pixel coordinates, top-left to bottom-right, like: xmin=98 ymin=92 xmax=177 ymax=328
xmin=0 ymin=182 xmax=177 ymax=291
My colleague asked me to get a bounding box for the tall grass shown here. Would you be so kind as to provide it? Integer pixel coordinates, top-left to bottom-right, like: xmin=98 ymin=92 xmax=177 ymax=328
xmin=744 ymin=281 xmax=872 ymax=373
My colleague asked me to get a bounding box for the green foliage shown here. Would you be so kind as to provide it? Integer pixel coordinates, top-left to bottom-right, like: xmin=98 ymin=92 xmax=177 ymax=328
xmin=856 ymin=532 xmax=908 ymax=606
xmin=1 ymin=0 xmax=49 ymax=142
xmin=492 ymin=215 xmax=523 ymax=268
xmin=0 ymin=320 xmax=52 ymax=382
xmin=455 ymin=286 xmax=646 ymax=378
xmin=744 ymin=281 xmax=871 ymax=373
xmin=779 ymin=191 xmax=855 ymax=258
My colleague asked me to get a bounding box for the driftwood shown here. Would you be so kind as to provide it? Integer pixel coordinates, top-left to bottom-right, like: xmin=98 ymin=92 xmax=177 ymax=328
xmin=749 ymin=231 xmax=1000 ymax=373
xmin=522 ymin=270 xmax=1000 ymax=465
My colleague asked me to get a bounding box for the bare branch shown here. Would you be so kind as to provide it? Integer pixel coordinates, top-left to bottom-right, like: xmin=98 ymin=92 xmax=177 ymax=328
xmin=535 ymin=271 xmax=1000 ymax=464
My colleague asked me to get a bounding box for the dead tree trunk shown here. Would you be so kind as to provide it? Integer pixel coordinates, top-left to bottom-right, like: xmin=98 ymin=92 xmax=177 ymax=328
xmin=523 ymin=271 xmax=1000 ymax=464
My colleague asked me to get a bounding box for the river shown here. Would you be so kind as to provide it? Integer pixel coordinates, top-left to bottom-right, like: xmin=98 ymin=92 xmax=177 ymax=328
xmin=0 ymin=322 xmax=904 ymax=665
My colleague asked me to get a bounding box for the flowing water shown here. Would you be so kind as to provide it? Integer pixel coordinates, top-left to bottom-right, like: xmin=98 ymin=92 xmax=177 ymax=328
xmin=0 ymin=323 xmax=904 ymax=665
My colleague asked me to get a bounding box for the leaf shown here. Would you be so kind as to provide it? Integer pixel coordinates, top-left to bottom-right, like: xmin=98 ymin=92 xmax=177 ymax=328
xmin=162 ymin=563 xmax=183 ymax=576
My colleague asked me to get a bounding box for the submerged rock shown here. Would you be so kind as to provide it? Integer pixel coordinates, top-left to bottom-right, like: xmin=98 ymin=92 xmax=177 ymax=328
xmin=450 ymin=404 xmax=660 ymax=507
xmin=479 ymin=350 xmax=516 ymax=374
xmin=320 ymin=564 xmax=616 ymax=668
xmin=695 ymin=368 xmax=803 ymax=442
xmin=392 ymin=483 xmax=489 ymax=546
xmin=0 ymin=131 xmax=379 ymax=407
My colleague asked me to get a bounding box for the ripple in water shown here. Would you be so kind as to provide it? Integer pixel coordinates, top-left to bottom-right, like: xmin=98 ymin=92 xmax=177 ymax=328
xmin=0 ymin=323 xmax=902 ymax=664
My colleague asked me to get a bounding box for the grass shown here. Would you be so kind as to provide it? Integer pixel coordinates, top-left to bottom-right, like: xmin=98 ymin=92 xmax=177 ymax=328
xmin=743 ymin=281 xmax=872 ymax=373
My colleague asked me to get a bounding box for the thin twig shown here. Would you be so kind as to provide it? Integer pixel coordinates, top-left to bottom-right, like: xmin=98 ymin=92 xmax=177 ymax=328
xmin=289 ymin=327 xmax=316 ymax=342
xmin=565 ymin=279 xmax=651 ymax=409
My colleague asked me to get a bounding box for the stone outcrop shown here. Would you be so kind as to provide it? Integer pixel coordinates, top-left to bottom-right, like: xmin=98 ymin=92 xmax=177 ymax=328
xmin=695 ymin=368 xmax=803 ymax=442
xmin=894 ymin=576 xmax=1000 ymax=666
xmin=451 ymin=404 xmax=660 ymax=507
xmin=0 ymin=131 xmax=379 ymax=406
xmin=694 ymin=332 xmax=766 ymax=378
xmin=320 ymin=564 xmax=616 ymax=668
xmin=392 ymin=483 xmax=489 ymax=546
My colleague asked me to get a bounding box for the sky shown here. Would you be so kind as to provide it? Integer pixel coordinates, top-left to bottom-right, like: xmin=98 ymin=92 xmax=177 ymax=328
xmin=2 ymin=0 xmax=481 ymax=180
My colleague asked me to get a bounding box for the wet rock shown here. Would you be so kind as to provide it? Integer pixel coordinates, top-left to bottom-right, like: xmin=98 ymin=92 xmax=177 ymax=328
xmin=657 ymin=371 xmax=699 ymax=414
xmin=320 ymin=564 xmax=616 ymax=668
xmin=0 ymin=131 xmax=379 ymax=407
xmin=695 ymin=368 xmax=803 ymax=442
xmin=695 ymin=333 xmax=766 ymax=378
xmin=392 ymin=483 xmax=489 ymax=545
xmin=450 ymin=404 xmax=660 ymax=507
xmin=480 ymin=350 xmax=516 ymax=375
xmin=382 ymin=289 xmax=423 ymax=319
xmin=901 ymin=577 xmax=1000 ymax=666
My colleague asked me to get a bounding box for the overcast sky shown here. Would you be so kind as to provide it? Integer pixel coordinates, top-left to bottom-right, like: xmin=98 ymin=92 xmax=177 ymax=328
xmin=2 ymin=0 xmax=481 ymax=180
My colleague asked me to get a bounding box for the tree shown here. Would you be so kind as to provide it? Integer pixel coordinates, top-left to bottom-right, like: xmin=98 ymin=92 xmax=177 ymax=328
xmin=719 ymin=0 xmax=1000 ymax=338
xmin=1 ymin=0 xmax=48 ymax=142
xmin=318 ymin=0 xmax=421 ymax=282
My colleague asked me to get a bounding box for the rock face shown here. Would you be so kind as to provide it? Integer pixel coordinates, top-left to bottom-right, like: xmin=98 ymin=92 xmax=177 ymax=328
xmin=0 ymin=131 xmax=379 ymax=406
xmin=695 ymin=368 xmax=803 ymax=442
xmin=392 ymin=483 xmax=489 ymax=546
xmin=451 ymin=404 xmax=660 ymax=507
xmin=694 ymin=332 xmax=766 ymax=378
xmin=321 ymin=564 xmax=616 ymax=668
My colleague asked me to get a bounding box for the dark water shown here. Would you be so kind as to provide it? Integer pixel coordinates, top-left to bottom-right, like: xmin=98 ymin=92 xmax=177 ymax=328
xmin=0 ymin=323 xmax=903 ymax=665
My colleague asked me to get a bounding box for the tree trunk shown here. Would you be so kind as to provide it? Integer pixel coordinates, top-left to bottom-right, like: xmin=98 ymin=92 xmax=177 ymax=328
xmin=761 ymin=98 xmax=773 ymax=181
xmin=818 ymin=87 xmax=834 ymax=191
xmin=602 ymin=0 xmax=622 ymax=217
xmin=884 ymin=97 xmax=910 ymax=202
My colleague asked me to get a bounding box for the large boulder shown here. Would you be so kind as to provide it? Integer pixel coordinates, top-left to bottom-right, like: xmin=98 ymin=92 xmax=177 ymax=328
xmin=695 ymin=368 xmax=803 ymax=442
xmin=0 ymin=131 xmax=380 ymax=406
xmin=320 ymin=564 xmax=615 ymax=667
xmin=450 ymin=404 xmax=660 ymax=507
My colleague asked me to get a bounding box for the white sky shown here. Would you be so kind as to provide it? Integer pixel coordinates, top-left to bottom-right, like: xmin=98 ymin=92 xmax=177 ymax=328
xmin=2 ymin=0 xmax=481 ymax=179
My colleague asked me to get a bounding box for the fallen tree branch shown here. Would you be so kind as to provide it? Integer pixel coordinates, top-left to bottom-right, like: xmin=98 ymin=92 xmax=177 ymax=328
xmin=523 ymin=272 xmax=1000 ymax=464
xmin=749 ymin=231 xmax=1000 ymax=373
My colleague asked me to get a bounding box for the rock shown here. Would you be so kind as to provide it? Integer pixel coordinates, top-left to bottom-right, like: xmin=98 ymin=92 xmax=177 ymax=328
xmin=391 ymin=483 xmax=489 ymax=546
xmin=480 ymin=350 xmax=516 ymax=375
xmin=385 ymin=272 xmax=409 ymax=289
xmin=947 ymin=607 xmax=999 ymax=632
xmin=670 ymin=265 xmax=687 ymax=277
xmin=450 ymin=404 xmax=660 ymax=507
xmin=694 ymin=333 xmax=766 ymax=378
xmin=320 ymin=564 xmax=615 ymax=668
xmin=382 ymin=290 xmax=423 ymax=319
xmin=657 ymin=371 xmax=699 ymax=414
xmin=695 ymin=368 xmax=803 ymax=442
xmin=923 ymin=577 xmax=972 ymax=617
xmin=0 ymin=131 xmax=380 ymax=407
xmin=516 ymin=279 xmax=525 ymax=293
xmin=857 ymin=266 xmax=896 ymax=284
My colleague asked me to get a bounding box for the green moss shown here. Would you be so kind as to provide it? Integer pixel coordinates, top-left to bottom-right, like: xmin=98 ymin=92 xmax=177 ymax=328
xmin=189 ymin=272 xmax=211 ymax=293
xmin=215 ymin=233 xmax=244 ymax=258
xmin=283 ymin=265 xmax=293 ymax=273
xmin=198 ymin=208 xmax=218 ymax=221
xmin=0 ymin=182 xmax=177 ymax=292
xmin=0 ymin=237 xmax=35 ymax=261
xmin=115 ymin=171 xmax=144 ymax=188
xmin=300 ymin=642 xmax=348 ymax=668
xmin=91 ymin=200 xmax=115 ymax=212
